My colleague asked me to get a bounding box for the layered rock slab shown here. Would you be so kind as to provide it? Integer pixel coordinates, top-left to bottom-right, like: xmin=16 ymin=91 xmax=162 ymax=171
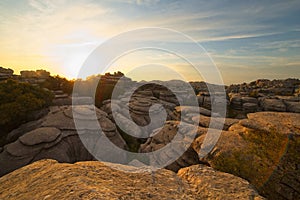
xmin=0 ymin=105 xmax=127 ymax=177
xmin=0 ymin=159 xmax=264 ymax=200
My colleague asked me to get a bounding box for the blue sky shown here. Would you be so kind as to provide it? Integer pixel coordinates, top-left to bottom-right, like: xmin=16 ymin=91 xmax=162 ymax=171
xmin=0 ymin=0 xmax=299 ymax=84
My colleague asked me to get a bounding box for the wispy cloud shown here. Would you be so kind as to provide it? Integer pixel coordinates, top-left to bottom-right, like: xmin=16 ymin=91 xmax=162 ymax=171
xmin=0 ymin=0 xmax=299 ymax=82
xmin=28 ymin=0 xmax=55 ymax=13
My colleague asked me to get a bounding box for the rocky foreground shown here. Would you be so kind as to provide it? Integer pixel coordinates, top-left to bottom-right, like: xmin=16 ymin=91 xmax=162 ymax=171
xmin=0 ymin=104 xmax=299 ymax=199
xmin=0 ymin=78 xmax=299 ymax=199
xmin=0 ymin=159 xmax=264 ymax=200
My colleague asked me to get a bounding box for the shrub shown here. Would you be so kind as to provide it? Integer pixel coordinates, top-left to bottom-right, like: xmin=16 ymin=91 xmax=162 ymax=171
xmin=0 ymin=80 xmax=54 ymax=145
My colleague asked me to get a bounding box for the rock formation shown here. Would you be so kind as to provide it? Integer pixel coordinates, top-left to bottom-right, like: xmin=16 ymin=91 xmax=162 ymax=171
xmin=1 ymin=77 xmax=300 ymax=200
xmin=0 ymin=105 xmax=127 ymax=177
xmin=0 ymin=159 xmax=264 ymax=200
xmin=0 ymin=67 xmax=13 ymax=80
xmin=193 ymin=112 xmax=300 ymax=200
xmin=178 ymin=164 xmax=264 ymax=200
xmin=141 ymin=110 xmax=300 ymax=199
xmin=225 ymin=79 xmax=300 ymax=115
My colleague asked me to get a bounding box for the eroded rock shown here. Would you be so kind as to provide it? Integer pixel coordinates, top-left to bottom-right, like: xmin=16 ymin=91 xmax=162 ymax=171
xmin=178 ymin=164 xmax=264 ymax=200
xmin=0 ymin=105 xmax=127 ymax=177
xmin=0 ymin=159 xmax=264 ymax=200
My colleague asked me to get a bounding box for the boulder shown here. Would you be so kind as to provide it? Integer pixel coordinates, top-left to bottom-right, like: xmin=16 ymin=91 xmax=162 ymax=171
xmin=285 ymin=101 xmax=300 ymax=113
xmin=140 ymin=121 xmax=204 ymax=172
xmin=243 ymin=102 xmax=258 ymax=112
xmin=192 ymin=115 xmax=238 ymax=130
xmin=19 ymin=127 xmax=61 ymax=146
xmin=242 ymin=96 xmax=258 ymax=104
xmin=262 ymin=98 xmax=286 ymax=112
xmin=178 ymin=165 xmax=264 ymax=200
xmin=5 ymin=119 xmax=44 ymax=145
xmin=192 ymin=112 xmax=300 ymax=200
xmin=175 ymin=106 xmax=212 ymax=117
xmin=0 ymin=105 xmax=128 ymax=177
xmin=0 ymin=159 xmax=264 ymax=200
xmin=230 ymin=95 xmax=243 ymax=110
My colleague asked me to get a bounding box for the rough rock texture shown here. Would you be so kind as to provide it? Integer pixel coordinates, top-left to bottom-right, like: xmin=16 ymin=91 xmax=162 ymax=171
xmin=0 ymin=105 xmax=127 ymax=177
xmin=101 ymin=93 xmax=177 ymax=135
xmin=193 ymin=112 xmax=300 ymax=200
xmin=191 ymin=114 xmax=238 ymax=130
xmin=225 ymin=79 xmax=300 ymax=115
xmin=236 ymin=112 xmax=300 ymax=134
xmin=139 ymin=121 xmax=203 ymax=172
xmin=226 ymin=78 xmax=300 ymax=96
xmin=141 ymin=111 xmax=300 ymax=199
xmin=285 ymin=101 xmax=300 ymax=113
xmin=261 ymin=98 xmax=286 ymax=112
xmin=178 ymin=165 xmax=264 ymax=200
xmin=0 ymin=159 xmax=264 ymax=200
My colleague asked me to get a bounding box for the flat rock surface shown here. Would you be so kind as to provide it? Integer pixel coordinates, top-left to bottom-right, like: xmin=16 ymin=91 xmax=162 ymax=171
xmin=0 ymin=159 xmax=196 ymax=200
xmin=0 ymin=105 xmax=127 ymax=177
xmin=178 ymin=165 xmax=264 ymax=200
xmin=246 ymin=112 xmax=300 ymax=134
xmin=19 ymin=127 xmax=61 ymax=146
xmin=0 ymin=159 xmax=264 ymax=200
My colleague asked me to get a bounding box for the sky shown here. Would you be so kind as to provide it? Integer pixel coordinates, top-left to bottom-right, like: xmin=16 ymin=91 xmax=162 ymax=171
xmin=0 ymin=0 xmax=299 ymax=84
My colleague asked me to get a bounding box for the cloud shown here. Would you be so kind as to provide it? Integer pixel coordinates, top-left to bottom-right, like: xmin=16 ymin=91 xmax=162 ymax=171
xmin=255 ymin=39 xmax=300 ymax=50
xmin=0 ymin=0 xmax=299 ymax=81
xmin=28 ymin=0 xmax=55 ymax=12
xmin=108 ymin=0 xmax=160 ymax=6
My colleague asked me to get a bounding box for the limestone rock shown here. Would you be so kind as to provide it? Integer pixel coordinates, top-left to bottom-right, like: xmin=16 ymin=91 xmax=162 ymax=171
xmin=0 ymin=159 xmax=264 ymax=200
xmin=243 ymin=102 xmax=258 ymax=112
xmin=178 ymin=165 xmax=265 ymax=200
xmin=19 ymin=127 xmax=61 ymax=146
xmin=230 ymin=94 xmax=243 ymax=110
xmin=5 ymin=119 xmax=43 ymax=144
xmin=192 ymin=112 xmax=300 ymax=200
xmin=242 ymin=96 xmax=258 ymax=104
xmin=192 ymin=115 xmax=238 ymax=130
xmin=0 ymin=105 xmax=128 ymax=177
xmin=245 ymin=112 xmax=300 ymax=134
xmin=140 ymin=121 xmax=204 ymax=172
xmin=285 ymin=101 xmax=300 ymax=113
xmin=175 ymin=106 xmax=212 ymax=116
xmin=261 ymin=98 xmax=286 ymax=112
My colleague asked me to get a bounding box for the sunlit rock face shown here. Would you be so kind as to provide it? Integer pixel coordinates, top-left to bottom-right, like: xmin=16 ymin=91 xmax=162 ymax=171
xmin=0 ymin=159 xmax=264 ymax=200
xmin=192 ymin=112 xmax=300 ymax=200
xmin=0 ymin=105 xmax=127 ymax=177
xmin=140 ymin=110 xmax=300 ymax=199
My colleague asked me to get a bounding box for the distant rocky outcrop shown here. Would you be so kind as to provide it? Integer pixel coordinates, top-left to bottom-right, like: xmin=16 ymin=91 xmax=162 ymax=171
xmin=0 ymin=105 xmax=127 ymax=177
xmin=225 ymin=79 xmax=300 ymax=115
xmin=191 ymin=79 xmax=300 ymax=116
xmin=0 ymin=159 xmax=264 ymax=200
xmin=20 ymin=69 xmax=50 ymax=79
xmin=0 ymin=67 xmax=13 ymax=80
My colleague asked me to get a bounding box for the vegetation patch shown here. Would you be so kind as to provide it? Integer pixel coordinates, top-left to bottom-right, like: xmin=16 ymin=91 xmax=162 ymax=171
xmin=0 ymin=80 xmax=54 ymax=145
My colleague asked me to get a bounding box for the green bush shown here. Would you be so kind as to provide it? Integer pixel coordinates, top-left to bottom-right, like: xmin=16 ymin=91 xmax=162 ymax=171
xmin=0 ymin=80 xmax=54 ymax=144
xmin=39 ymin=76 xmax=74 ymax=94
